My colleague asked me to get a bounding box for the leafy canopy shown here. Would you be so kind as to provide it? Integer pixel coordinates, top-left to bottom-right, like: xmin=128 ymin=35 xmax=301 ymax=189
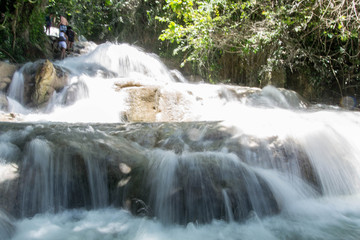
xmin=156 ymin=0 xmax=360 ymax=94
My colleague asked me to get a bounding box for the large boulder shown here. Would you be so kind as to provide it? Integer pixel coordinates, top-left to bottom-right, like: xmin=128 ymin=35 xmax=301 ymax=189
xmin=0 ymin=62 xmax=17 ymax=92
xmin=23 ymin=60 xmax=68 ymax=107
xmin=0 ymin=122 xmax=282 ymax=224
xmin=33 ymin=59 xmax=57 ymax=105
xmin=109 ymin=122 xmax=280 ymax=224
xmin=32 ymin=59 xmax=68 ymax=106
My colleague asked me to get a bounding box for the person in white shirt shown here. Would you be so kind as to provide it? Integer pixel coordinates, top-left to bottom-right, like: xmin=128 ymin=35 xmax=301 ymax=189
xmin=58 ymin=30 xmax=68 ymax=60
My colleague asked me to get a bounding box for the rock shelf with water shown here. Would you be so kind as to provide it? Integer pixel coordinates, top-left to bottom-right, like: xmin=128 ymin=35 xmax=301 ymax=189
xmin=0 ymin=42 xmax=360 ymax=240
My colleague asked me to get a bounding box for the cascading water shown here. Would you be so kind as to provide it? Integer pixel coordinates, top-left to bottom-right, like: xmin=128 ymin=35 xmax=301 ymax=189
xmin=0 ymin=42 xmax=360 ymax=240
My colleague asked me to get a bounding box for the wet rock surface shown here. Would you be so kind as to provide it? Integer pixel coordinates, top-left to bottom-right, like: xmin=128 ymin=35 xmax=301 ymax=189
xmin=22 ymin=59 xmax=68 ymax=107
xmin=0 ymin=122 xmax=320 ymax=224
xmin=0 ymin=62 xmax=18 ymax=92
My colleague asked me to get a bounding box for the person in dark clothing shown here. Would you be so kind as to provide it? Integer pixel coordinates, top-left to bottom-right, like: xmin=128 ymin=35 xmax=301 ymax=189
xmin=66 ymin=26 xmax=75 ymax=51
xmin=45 ymin=14 xmax=53 ymax=35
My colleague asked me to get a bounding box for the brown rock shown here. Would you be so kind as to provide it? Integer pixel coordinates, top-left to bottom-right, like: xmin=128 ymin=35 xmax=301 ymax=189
xmin=22 ymin=60 xmax=68 ymax=107
xmin=0 ymin=62 xmax=17 ymax=92
xmin=32 ymin=59 xmax=57 ymax=105
xmin=125 ymin=87 xmax=159 ymax=122
xmin=0 ymin=113 xmax=22 ymax=122
xmin=120 ymin=83 xmax=191 ymax=122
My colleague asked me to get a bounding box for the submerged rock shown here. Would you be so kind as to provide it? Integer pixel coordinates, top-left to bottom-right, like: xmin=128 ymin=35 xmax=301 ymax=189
xmin=0 ymin=210 xmax=15 ymax=240
xmin=60 ymin=81 xmax=89 ymax=105
xmin=0 ymin=92 xmax=8 ymax=111
xmin=0 ymin=122 xmax=322 ymax=225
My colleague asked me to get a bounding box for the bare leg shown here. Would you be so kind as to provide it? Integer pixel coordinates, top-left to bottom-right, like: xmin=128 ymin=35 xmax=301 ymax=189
xmin=60 ymin=48 xmax=66 ymax=60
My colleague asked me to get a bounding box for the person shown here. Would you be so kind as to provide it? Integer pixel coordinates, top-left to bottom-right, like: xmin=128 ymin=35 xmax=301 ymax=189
xmin=45 ymin=14 xmax=52 ymax=35
xmin=66 ymin=26 xmax=75 ymax=51
xmin=58 ymin=30 xmax=68 ymax=60
xmin=59 ymin=15 xmax=68 ymax=33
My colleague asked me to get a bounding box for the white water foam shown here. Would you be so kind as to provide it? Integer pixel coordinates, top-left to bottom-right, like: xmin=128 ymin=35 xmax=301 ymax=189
xmin=5 ymin=43 xmax=308 ymax=123
xmin=2 ymin=42 xmax=360 ymax=239
xmin=10 ymin=199 xmax=360 ymax=240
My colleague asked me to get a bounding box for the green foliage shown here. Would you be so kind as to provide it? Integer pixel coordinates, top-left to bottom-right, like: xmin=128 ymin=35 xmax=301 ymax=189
xmin=156 ymin=0 xmax=277 ymax=81
xmin=46 ymin=0 xmax=165 ymax=44
xmin=1 ymin=0 xmax=359 ymax=98
xmin=156 ymin=0 xmax=360 ymax=95
xmin=0 ymin=0 xmax=48 ymax=62
xmin=274 ymin=0 xmax=360 ymax=95
xmin=29 ymin=3 xmax=47 ymax=45
xmin=1 ymin=0 xmax=167 ymax=62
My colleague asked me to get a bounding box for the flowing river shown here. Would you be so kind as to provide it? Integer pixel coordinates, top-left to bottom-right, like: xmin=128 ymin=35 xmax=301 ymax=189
xmin=1 ymin=42 xmax=360 ymax=240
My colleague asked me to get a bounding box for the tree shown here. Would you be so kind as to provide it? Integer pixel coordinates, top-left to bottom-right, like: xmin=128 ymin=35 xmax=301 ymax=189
xmin=0 ymin=0 xmax=166 ymax=62
xmin=156 ymin=0 xmax=360 ymax=96
xmin=156 ymin=0 xmax=274 ymax=80
xmin=47 ymin=0 xmax=164 ymax=45
xmin=279 ymin=0 xmax=360 ymax=97
xmin=0 ymin=0 xmax=48 ymax=62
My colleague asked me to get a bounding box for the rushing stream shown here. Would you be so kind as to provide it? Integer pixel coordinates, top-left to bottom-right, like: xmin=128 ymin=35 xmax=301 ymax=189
xmin=1 ymin=42 xmax=360 ymax=240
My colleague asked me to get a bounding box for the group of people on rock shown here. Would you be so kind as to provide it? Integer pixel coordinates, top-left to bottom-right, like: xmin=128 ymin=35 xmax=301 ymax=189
xmin=58 ymin=15 xmax=76 ymax=60
xmin=46 ymin=14 xmax=76 ymax=60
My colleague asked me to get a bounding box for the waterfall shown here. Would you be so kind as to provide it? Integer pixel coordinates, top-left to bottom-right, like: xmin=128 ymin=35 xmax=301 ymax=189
xmin=7 ymin=65 xmax=26 ymax=105
xmin=221 ymin=189 xmax=234 ymax=222
xmin=1 ymin=42 xmax=360 ymax=240
xmin=20 ymin=138 xmax=55 ymax=217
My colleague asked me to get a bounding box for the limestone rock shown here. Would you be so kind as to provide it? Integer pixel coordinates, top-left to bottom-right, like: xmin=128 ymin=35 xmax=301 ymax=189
xmin=0 ymin=122 xmax=285 ymax=224
xmin=117 ymin=82 xmax=191 ymax=122
xmin=124 ymin=87 xmax=160 ymax=122
xmin=23 ymin=60 xmax=68 ymax=107
xmin=0 ymin=62 xmax=17 ymax=92
xmin=33 ymin=59 xmax=57 ymax=105
xmin=32 ymin=59 xmax=67 ymax=106
xmin=0 ymin=113 xmax=21 ymax=122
